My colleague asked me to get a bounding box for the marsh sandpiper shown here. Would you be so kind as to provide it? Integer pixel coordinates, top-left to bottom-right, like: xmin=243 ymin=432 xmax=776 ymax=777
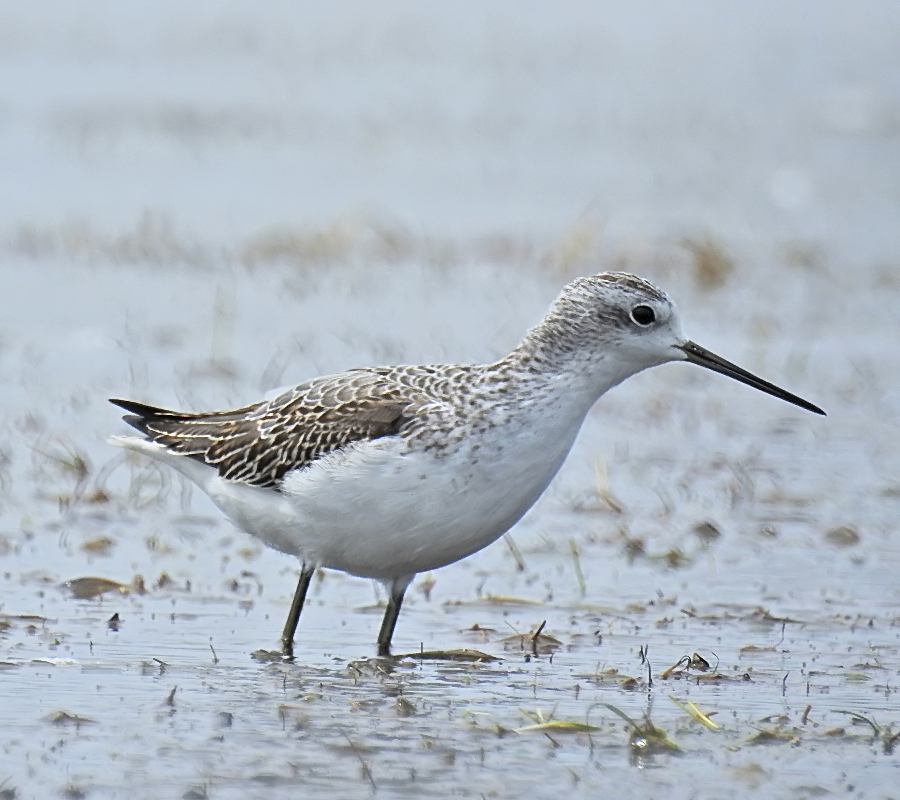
xmin=110 ymin=272 xmax=823 ymax=657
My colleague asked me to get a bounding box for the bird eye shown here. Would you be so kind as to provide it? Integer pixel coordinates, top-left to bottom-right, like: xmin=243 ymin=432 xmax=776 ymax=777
xmin=631 ymin=305 xmax=655 ymax=326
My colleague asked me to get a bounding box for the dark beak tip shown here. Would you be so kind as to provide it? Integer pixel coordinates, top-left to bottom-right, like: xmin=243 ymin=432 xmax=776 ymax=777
xmin=797 ymin=401 xmax=827 ymax=417
xmin=680 ymin=341 xmax=825 ymax=417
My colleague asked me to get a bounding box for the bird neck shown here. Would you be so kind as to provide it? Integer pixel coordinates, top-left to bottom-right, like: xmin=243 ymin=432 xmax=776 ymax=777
xmin=490 ymin=338 xmax=635 ymax=416
xmin=496 ymin=321 xmax=639 ymax=405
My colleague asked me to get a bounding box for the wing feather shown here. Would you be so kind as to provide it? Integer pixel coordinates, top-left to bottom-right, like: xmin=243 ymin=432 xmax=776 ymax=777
xmin=110 ymin=372 xmax=424 ymax=489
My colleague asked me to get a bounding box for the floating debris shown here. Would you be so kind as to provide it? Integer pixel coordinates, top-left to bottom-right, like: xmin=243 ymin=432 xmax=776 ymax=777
xmin=46 ymin=711 xmax=96 ymax=727
xmin=692 ymin=521 xmax=722 ymax=543
xmin=397 ymin=648 xmax=499 ymax=663
xmin=659 ymin=652 xmax=713 ymax=679
xmin=80 ymin=536 xmax=115 ymax=554
xmin=830 ymin=708 xmax=900 ymax=753
xmin=516 ymin=708 xmax=600 ymax=735
xmin=516 ymin=719 xmax=600 ymax=734
xmin=659 ymin=656 xmax=688 ymax=679
xmin=500 ymin=622 xmax=561 ymax=655
xmin=746 ymin=727 xmax=798 ymax=745
xmin=444 ymin=595 xmax=540 ymax=607
xmin=825 ymin=526 xmax=861 ymax=547
xmin=680 ymin=606 xmax=803 ymax=625
xmin=62 ymin=577 xmax=129 ymax=600
xmin=740 ymin=644 xmax=776 ymax=653
xmin=604 ymin=704 xmax=679 ymax=756
xmin=690 ymin=653 xmax=712 ymax=671
xmin=670 ymin=696 xmax=720 ymax=730
xmin=465 ymin=623 xmax=497 ymax=636
xmin=396 ymin=697 xmax=416 ymax=717
xmin=250 ymin=649 xmax=287 ymax=663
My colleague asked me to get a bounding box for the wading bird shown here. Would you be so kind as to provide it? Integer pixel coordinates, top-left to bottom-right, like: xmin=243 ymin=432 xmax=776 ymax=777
xmin=111 ymin=273 xmax=823 ymax=657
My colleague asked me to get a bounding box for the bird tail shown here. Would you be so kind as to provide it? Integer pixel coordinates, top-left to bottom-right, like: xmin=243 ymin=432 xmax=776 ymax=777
xmin=109 ymin=397 xmax=177 ymax=434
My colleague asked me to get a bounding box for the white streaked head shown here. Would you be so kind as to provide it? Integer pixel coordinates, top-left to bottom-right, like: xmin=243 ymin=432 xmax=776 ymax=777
xmin=520 ymin=273 xmax=684 ymax=373
xmin=519 ymin=272 xmax=824 ymax=415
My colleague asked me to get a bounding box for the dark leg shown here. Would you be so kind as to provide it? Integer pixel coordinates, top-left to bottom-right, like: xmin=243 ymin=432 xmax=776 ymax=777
xmin=376 ymin=580 xmax=409 ymax=657
xmin=281 ymin=564 xmax=315 ymax=657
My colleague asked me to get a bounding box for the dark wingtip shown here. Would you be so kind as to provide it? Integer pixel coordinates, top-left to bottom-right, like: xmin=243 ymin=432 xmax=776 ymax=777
xmin=109 ymin=397 xmax=172 ymax=434
xmin=110 ymin=397 xmax=148 ymax=415
xmin=109 ymin=397 xmax=173 ymax=416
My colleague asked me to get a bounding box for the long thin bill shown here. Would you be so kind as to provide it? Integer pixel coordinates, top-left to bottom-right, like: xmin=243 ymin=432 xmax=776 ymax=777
xmin=678 ymin=341 xmax=825 ymax=415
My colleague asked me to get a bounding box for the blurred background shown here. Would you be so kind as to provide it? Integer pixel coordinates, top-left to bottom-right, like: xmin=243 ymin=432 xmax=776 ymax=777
xmin=3 ymin=1 xmax=899 ymax=259
xmin=1 ymin=2 xmax=899 ymax=798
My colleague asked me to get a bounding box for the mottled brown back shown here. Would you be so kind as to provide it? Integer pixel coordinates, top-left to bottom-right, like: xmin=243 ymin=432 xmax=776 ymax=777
xmin=111 ymin=371 xmax=423 ymax=489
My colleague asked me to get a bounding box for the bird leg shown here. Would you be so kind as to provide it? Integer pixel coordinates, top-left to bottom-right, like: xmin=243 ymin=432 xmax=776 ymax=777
xmin=376 ymin=578 xmax=411 ymax=657
xmin=281 ymin=563 xmax=315 ymax=658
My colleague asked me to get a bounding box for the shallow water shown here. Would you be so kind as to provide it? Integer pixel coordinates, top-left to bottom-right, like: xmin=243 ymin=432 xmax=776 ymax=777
xmin=1 ymin=3 xmax=900 ymax=798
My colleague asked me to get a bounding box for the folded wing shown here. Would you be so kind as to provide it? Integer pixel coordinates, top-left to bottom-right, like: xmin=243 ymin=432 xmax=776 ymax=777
xmin=110 ymin=372 xmax=423 ymax=489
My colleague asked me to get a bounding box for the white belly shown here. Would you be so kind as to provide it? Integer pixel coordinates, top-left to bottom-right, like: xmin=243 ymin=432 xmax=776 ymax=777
xmin=207 ymin=411 xmax=585 ymax=580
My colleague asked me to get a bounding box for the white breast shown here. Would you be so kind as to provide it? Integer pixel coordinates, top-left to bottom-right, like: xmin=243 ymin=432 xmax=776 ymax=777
xmin=207 ymin=388 xmax=593 ymax=581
